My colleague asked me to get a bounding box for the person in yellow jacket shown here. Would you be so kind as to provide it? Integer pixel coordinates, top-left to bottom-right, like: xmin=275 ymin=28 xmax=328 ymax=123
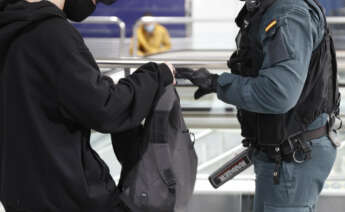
xmin=130 ymin=14 xmax=171 ymax=56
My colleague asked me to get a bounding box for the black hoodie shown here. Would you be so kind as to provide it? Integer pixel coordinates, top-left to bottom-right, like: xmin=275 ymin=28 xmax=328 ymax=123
xmin=0 ymin=1 xmax=172 ymax=212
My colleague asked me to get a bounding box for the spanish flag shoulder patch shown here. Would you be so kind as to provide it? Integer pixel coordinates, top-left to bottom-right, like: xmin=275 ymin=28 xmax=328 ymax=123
xmin=265 ymin=19 xmax=277 ymax=32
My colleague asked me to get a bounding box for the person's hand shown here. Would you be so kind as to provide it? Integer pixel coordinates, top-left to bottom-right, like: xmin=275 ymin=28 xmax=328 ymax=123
xmin=176 ymin=68 xmax=219 ymax=99
xmin=164 ymin=62 xmax=176 ymax=85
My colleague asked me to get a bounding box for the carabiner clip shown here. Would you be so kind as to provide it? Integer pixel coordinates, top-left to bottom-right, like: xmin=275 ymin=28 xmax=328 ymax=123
xmin=292 ymin=150 xmax=305 ymax=164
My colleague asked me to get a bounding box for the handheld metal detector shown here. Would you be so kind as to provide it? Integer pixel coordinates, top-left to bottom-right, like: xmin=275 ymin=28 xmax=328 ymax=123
xmin=209 ymin=149 xmax=253 ymax=189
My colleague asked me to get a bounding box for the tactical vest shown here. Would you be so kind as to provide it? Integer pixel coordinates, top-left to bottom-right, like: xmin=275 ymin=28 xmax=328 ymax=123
xmin=228 ymin=0 xmax=340 ymax=148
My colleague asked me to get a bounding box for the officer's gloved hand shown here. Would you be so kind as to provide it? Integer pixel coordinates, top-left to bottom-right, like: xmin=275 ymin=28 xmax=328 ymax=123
xmin=176 ymin=68 xmax=219 ymax=99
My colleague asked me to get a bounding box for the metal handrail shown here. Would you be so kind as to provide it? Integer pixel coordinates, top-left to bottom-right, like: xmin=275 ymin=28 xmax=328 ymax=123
xmin=132 ymin=17 xmax=235 ymax=56
xmin=327 ymin=16 xmax=345 ymax=25
xmin=97 ymin=58 xmax=228 ymax=70
xmin=97 ymin=56 xmax=345 ymax=71
xmin=78 ymin=16 xmax=126 ymax=56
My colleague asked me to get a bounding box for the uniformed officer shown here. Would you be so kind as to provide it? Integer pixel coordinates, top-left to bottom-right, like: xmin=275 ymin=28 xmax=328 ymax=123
xmin=178 ymin=0 xmax=340 ymax=211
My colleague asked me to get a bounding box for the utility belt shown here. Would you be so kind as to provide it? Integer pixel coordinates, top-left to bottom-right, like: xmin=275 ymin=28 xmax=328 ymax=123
xmin=259 ymin=125 xmax=328 ymax=161
xmin=247 ymin=114 xmax=341 ymax=184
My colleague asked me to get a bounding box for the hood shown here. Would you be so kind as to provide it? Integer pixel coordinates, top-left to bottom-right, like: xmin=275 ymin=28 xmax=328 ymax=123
xmin=0 ymin=1 xmax=65 ymax=69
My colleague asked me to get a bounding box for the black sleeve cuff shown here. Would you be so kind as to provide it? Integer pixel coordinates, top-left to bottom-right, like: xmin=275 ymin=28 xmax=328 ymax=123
xmin=211 ymin=74 xmax=219 ymax=92
xmin=158 ymin=63 xmax=173 ymax=86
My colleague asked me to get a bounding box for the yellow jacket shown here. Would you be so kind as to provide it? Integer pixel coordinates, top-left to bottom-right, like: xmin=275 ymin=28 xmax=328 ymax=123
xmin=130 ymin=24 xmax=171 ymax=56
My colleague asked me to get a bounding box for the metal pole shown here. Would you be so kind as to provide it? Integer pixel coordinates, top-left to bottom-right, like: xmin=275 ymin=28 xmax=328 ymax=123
xmin=327 ymin=16 xmax=345 ymax=25
xmin=96 ymin=58 xmax=228 ymax=70
xmin=117 ymin=20 xmax=126 ymax=56
xmin=185 ymin=0 xmax=193 ymax=37
xmin=124 ymin=67 xmax=131 ymax=77
xmin=81 ymin=16 xmax=126 ymax=57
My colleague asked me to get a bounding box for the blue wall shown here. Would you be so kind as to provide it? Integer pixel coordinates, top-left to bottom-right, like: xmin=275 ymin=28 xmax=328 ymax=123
xmin=76 ymin=0 xmax=345 ymax=37
xmin=75 ymin=0 xmax=186 ymax=38
xmin=319 ymin=0 xmax=345 ymax=15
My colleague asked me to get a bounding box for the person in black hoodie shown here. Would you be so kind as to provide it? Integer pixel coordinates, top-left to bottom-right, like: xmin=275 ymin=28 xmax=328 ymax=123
xmin=0 ymin=0 xmax=175 ymax=211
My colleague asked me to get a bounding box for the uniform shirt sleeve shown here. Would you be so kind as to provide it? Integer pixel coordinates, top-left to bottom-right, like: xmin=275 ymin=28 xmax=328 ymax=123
xmin=217 ymin=5 xmax=324 ymax=114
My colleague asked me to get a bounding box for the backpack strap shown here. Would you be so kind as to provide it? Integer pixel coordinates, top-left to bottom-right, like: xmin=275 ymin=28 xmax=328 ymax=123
xmin=118 ymin=193 xmax=142 ymax=212
xmin=114 ymin=86 xmax=179 ymax=212
xmin=151 ymin=85 xmax=178 ymax=202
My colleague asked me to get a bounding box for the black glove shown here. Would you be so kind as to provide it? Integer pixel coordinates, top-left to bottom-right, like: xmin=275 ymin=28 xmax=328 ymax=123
xmin=176 ymin=68 xmax=219 ymax=99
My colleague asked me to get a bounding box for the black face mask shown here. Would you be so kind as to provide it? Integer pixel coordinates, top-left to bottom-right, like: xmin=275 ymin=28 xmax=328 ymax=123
xmin=63 ymin=0 xmax=96 ymax=22
xmin=63 ymin=0 xmax=118 ymax=22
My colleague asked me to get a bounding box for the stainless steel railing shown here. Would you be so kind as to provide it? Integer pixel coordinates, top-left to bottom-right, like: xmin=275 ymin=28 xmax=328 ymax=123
xmin=97 ymin=58 xmax=228 ymax=70
xmin=97 ymin=55 xmax=345 ymax=72
xmin=327 ymin=16 xmax=345 ymax=25
xmin=78 ymin=16 xmax=126 ymax=56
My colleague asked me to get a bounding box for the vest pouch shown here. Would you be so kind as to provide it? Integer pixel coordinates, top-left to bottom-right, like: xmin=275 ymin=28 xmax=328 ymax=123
xmin=228 ymin=49 xmax=250 ymax=75
xmin=238 ymin=109 xmax=258 ymax=139
xmin=257 ymin=113 xmax=286 ymax=146
xmin=228 ymin=51 xmax=244 ymax=75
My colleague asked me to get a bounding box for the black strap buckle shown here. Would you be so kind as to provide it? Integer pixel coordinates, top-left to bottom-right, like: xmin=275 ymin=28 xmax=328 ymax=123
xmin=272 ymin=146 xmax=282 ymax=185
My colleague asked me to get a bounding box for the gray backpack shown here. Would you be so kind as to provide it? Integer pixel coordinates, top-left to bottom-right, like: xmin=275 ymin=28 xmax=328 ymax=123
xmin=112 ymin=85 xmax=198 ymax=212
